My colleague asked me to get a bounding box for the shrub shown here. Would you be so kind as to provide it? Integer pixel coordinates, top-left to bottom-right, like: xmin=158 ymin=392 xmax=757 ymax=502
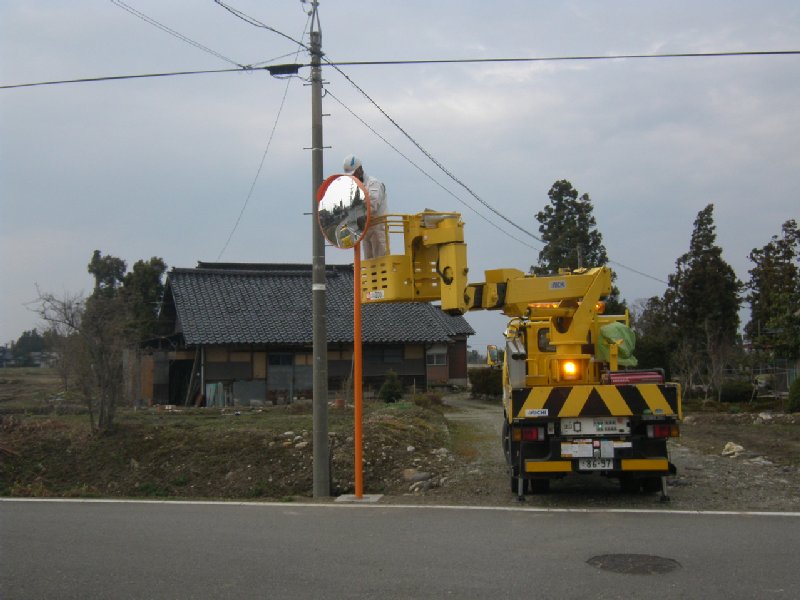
xmin=788 ymin=377 xmax=800 ymax=413
xmin=719 ymin=380 xmax=753 ymax=404
xmin=411 ymin=392 xmax=443 ymax=409
xmin=378 ymin=370 xmax=404 ymax=403
xmin=468 ymin=367 xmax=502 ymax=398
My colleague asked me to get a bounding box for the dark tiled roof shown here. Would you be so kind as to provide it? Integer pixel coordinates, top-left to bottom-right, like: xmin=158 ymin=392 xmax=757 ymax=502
xmin=165 ymin=263 xmax=474 ymax=346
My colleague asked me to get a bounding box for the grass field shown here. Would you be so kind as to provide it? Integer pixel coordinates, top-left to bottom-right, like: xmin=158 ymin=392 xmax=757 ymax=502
xmin=0 ymin=368 xmax=449 ymax=499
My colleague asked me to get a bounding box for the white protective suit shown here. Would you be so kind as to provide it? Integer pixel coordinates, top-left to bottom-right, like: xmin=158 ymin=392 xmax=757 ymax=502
xmin=362 ymin=173 xmax=388 ymax=259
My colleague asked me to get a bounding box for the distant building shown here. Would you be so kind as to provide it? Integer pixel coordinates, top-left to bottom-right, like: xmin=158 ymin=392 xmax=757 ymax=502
xmin=141 ymin=263 xmax=473 ymax=406
xmin=0 ymin=345 xmax=11 ymax=368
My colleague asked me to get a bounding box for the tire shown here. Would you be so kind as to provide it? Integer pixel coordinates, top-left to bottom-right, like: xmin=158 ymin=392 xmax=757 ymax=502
xmin=530 ymin=478 xmax=550 ymax=494
xmin=619 ymin=475 xmax=641 ymax=494
xmin=642 ymin=476 xmax=662 ymax=494
xmin=501 ymin=419 xmax=510 ymax=458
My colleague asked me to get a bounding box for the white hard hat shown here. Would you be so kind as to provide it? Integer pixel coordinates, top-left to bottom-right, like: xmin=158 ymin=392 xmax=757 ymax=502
xmin=343 ymin=154 xmax=362 ymax=174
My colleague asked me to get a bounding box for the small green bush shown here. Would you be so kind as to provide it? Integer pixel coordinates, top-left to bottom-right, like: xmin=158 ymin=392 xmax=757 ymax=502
xmin=378 ymin=370 xmax=404 ymax=403
xmin=719 ymin=380 xmax=753 ymax=404
xmin=468 ymin=367 xmax=502 ymax=397
xmin=788 ymin=377 xmax=800 ymax=413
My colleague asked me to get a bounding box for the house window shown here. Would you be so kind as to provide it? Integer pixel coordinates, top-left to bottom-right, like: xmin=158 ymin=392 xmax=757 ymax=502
xmin=383 ymin=346 xmax=403 ymax=364
xmin=427 ymin=352 xmax=447 ymax=366
xmin=268 ymin=353 xmax=293 ymax=366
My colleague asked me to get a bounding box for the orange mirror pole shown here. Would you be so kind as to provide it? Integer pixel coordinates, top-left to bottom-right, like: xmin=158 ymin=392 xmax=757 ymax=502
xmin=353 ymin=244 xmax=364 ymax=499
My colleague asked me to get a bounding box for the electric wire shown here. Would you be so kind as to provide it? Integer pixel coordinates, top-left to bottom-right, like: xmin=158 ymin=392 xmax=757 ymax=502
xmin=10 ymin=3 xmax=780 ymax=283
xmin=0 ymin=67 xmax=251 ymax=89
xmin=324 ymin=50 xmax=800 ymax=67
xmin=111 ymin=0 xmax=245 ymax=67
xmin=329 ymin=74 xmax=669 ymax=283
xmin=250 ymin=51 xmax=306 ymax=68
xmin=324 ymin=61 xmax=543 ymax=243
xmin=325 ymin=89 xmax=538 ymax=251
xmin=216 ymin=12 xmax=313 ymax=259
xmin=109 ymin=0 xmax=299 ymax=70
xmin=5 ymin=49 xmax=798 ymax=89
xmin=209 ymin=0 xmax=684 ymax=284
xmin=213 ymin=0 xmax=308 ymax=49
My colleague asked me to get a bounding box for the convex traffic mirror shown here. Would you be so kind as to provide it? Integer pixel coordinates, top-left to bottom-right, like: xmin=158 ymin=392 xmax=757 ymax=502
xmin=317 ymin=174 xmax=370 ymax=249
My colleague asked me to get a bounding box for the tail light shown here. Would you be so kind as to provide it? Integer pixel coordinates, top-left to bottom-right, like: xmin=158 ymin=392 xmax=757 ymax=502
xmin=647 ymin=424 xmax=680 ymax=438
xmin=514 ymin=427 xmax=546 ymax=442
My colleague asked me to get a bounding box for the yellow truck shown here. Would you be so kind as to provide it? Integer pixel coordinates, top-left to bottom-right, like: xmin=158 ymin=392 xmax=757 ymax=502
xmin=361 ymin=211 xmax=681 ymax=500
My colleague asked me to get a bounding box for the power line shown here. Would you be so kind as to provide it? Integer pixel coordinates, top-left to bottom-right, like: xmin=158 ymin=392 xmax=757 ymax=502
xmin=11 ymin=2 xmax=778 ymax=285
xmin=5 ymin=48 xmax=798 ymax=90
xmin=608 ymin=261 xmax=668 ymax=285
xmin=110 ymin=0 xmax=301 ymax=71
xmin=110 ymin=0 xmax=245 ymax=68
xmin=324 ymin=50 xmax=800 ymax=67
xmin=328 ymin=72 xmax=670 ymax=285
xmin=325 ymin=61 xmax=544 ymax=243
xmin=325 ymin=70 xmax=673 ymax=285
xmin=217 ymin=12 xmax=313 ymax=259
xmin=210 ymin=2 xmax=540 ymax=252
xmin=213 ymin=0 xmax=308 ymax=49
xmin=0 ymin=67 xmax=253 ymax=89
xmin=208 ymin=1 xmax=688 ymax=285
xmin=325 ymin=89 xmax=538 ymax=251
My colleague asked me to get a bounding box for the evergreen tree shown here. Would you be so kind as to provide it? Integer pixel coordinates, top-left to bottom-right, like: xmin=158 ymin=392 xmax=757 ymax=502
xmin=378 ymin=369 xmax=404 ymax=403
xmin=11 ymin=329 xmax=46 ymax=366
xmin=666 ymin=204 xmax=741 ymax=348
xmin=535 ymin=180 xmax=609 ymax=273
xmin=534 ymin=179 xmax=625 ymax=313
xmin=122 ymin=257 xmax=168 ymax=340
xmin=746 ymin=219 xmax=800 ymax=359
xmin=88 ymin=250 xmax=126 ymax=295
xmin=664 ymin=204 xmax=741 ymax=395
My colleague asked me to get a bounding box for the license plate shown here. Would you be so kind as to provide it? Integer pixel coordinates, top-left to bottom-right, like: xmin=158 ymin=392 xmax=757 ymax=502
xmin=578 ymin=458 xmax=613 ymax=470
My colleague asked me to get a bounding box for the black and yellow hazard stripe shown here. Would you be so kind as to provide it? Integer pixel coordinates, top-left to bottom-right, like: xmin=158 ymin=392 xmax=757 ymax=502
xmin=511 ymin=384 xmax=681 ymax=419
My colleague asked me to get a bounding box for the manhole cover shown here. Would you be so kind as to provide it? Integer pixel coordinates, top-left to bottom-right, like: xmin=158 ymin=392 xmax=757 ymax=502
xmin=587 ymin=554 xmax=681 ymax=575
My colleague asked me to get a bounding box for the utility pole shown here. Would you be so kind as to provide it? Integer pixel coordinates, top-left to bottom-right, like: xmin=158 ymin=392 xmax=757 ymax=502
xmin=309 ymin=0 xmax=329 ymax=497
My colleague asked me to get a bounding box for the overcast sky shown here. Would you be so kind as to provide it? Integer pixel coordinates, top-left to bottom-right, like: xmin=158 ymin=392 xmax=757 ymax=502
xmin=1 ymin=0 xmax=798 ymax=352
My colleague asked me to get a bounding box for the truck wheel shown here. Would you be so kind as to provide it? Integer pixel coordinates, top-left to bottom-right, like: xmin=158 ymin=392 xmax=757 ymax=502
xmin=619 ymin=475 xmax=641 ymax=494
xmin=530 ymin=479 xmax=550 ymax=494
xmin=642 ymin=477 xmax=662 ymax=493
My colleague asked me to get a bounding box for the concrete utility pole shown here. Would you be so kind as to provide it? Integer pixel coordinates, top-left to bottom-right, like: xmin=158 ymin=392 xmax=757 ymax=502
xmin=309 ymin=0 xmax=330 ymax=497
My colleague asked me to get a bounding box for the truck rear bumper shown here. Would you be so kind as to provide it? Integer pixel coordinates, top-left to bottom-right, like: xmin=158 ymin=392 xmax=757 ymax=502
xmin=524 ymin=457 xmax=674 ymax=475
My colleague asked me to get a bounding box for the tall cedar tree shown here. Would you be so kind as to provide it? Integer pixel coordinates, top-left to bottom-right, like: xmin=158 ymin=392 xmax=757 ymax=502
xmin=746 ymin=219 xmax=800 ymax=359
xmin=666 ymin=204 xmax=741 ymax=347
xmin=534 ymin=180 xmax=625 ymax=313
xmin=123 ymin=257 xmax=168 ymax=340
xmin=664 ymin=204 xmax=741 ymax=393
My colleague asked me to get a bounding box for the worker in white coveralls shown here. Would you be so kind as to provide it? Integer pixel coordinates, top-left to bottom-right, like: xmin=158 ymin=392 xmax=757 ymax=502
xmin=343 ymin=154 xmax=388 ymax=259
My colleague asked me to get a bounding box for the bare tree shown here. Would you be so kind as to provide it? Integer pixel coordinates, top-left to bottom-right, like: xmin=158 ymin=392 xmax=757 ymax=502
xmin=34 ymin=288 xmax=131 ymax=432
xmin=704 ymin=320 xmax=738 ymax=403
xmin=670 ymin=338 xmax=704 ymax=398
xmin=34 ymin=288 xmax=84 ymax=391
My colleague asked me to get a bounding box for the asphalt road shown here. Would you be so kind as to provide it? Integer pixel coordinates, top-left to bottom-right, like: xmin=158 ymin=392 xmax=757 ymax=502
xmin=2 ymin=499 xmax=798 ymax=599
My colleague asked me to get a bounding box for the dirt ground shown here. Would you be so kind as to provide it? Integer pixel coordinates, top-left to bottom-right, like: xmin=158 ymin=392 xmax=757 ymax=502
xmin=392 ymin=394 xmax=800 ymax=512
xmin=1 ymin=369 xmax=798 ymax=511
